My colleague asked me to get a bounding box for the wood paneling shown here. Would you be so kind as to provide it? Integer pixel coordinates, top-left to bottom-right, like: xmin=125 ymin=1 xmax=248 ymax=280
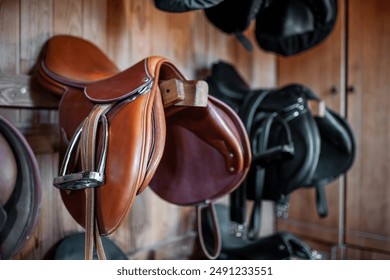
xmin=0 ymin=0 xmax=276 ymax=259
xmin=346 ymin=0 xmax=390 ymax=252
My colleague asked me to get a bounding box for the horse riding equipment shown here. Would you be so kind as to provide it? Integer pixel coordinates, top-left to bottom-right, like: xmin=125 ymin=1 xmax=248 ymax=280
xmin=155 ymin=0 xmax=337 ymax=55
xmin=204 ymin=0 xmax=264 ymax=51
xmin=255 ymin=0 xmax=338 ymax=56
xmin=0 ymin=115 xmax=41 ymax=259
xmin=36 ymin=35 xmax=250 ymax=260
xmin=201 ymin=203 xmax=324 ymax=259
xmin=206 ymin=61 xmax=355 ymax=239
xmin=154 ymin=0 xmax=224 ymax=13
xmin=47 ymin=233 xmax=128 ymax=260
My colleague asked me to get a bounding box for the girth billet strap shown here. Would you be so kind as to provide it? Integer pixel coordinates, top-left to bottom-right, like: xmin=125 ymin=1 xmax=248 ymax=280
xmin=53 ymin=103 xmax=113 ymax=260
xmin=81 ymin=104 xmax=113 ymax=260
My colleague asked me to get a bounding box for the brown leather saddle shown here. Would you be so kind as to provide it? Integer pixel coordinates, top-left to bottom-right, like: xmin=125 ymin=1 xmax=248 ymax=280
xmin=36 ymin=35 xmax=251 ymax=259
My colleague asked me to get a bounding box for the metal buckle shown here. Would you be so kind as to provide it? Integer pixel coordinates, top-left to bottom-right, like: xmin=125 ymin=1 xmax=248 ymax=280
xmin=230 ymin=221 xmax=248 ymax=239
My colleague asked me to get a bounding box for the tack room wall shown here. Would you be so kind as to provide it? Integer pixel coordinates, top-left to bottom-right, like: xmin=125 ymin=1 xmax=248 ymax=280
xmin=0 ymin=0 xmax=276 ymax=259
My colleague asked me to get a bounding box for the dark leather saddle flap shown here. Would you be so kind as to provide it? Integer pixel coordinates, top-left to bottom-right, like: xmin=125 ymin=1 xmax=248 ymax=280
xmin=150 ymin=96 xmax=251 ymax=205
xmin=85 ymin=59 xmax=153 ymax=103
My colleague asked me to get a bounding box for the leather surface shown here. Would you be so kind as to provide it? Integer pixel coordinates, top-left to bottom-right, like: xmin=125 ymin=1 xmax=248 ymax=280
xmin=57 ymin=57 xmax=167 ymax=235
xmin=0 ymin=116 xmax=41 ymax=260
xmin=0 ymin=133 xmax=17 ymax=206
xmin=155 ymin=0 xmax=224 ymax=12
xmin=255 ymin=0 xmax=338 ymax=56
xmin=150 ymin=96 xmax=251 ymax=205
xmin=43 ymin=35 xmax=119 ymax=84
xmin=85 ymin=60 xmax=151 ymax=103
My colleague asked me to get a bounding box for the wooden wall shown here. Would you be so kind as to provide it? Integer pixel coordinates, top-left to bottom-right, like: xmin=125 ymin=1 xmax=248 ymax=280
xmin=0 ymin=0 xmax=276 ymax=259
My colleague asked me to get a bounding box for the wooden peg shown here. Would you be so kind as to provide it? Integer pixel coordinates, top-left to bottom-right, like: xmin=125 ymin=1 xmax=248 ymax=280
xmin=159 ymin=79 xmax=208 ymax=108
xmin=159 ymin=79 xmax=185 ymax=108
xmin=307 ymin=99 xmax=326 ymax=117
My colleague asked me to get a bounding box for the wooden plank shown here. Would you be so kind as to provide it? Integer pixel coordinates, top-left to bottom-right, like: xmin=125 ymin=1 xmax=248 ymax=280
xmin=53 ymin=0 xmax=82 ymax=36
xmin=126 ymin=232 xmax=197 ymax=260
xmin=20 ymin=0 xmax=53 ymax=126
xmin=346 ymin=0 xmax=390 ymax=253
xmin=0 ymin=0 xmax=21 ymax=123
xmin=0 ymin=0 xmax=20 ymax=74
xmin=0 ymin=73 xmax=60 ymax=109
xmin=129 ymin=0 xmax=153 ymax=63
xmin=82 ymin=0 xmax=108 ymax=50
xmin=20 ymin=0 xmax=53 ymax=74
xmin=151 ymin=4 xmax=174 ymax=62
xmin=106 ymin=0 xmax=131 ymax=68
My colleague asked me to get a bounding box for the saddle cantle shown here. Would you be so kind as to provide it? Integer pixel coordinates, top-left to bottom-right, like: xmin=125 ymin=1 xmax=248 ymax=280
xmin=36 ymin=35 xmax=251 ymax=259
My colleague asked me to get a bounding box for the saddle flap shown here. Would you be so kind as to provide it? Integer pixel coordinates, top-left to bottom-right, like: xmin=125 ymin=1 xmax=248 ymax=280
xmin=85 ymin=59 xmax=153 ymax=103
xmin=149 ymin=95 xmax=251 ymax=206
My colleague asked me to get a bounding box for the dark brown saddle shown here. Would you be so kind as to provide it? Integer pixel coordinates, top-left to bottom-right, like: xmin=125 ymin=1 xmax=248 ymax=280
xmin=36 ymin=35 xmax=251 ymax=259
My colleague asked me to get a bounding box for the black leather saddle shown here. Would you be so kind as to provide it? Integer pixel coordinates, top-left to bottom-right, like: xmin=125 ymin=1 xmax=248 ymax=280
xmin=255 ymin=0 xmax=338 ymax=56
xmin=154 ymin=0 xmax=338 ymax=56
xmin=154 ymin=0 xmax=224 ymax=13
xmin=206 ymin=61 xmax=355 ymax=239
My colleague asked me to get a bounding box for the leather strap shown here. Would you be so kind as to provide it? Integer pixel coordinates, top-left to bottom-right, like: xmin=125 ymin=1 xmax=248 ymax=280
xmin=231 ymin=90 xmax=296 ymax=240
xmin=0 ymin=202 xmax=6 ymax=232
xmin=80 ymin=104 xmax=112 ymax=260
xmin=229 ymin=90 xmax=271 ymax=235
xmin=315 ymin=181 xmax=328 ymax=218
xmin=197 ymin=202 xmax=221 ymax=259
